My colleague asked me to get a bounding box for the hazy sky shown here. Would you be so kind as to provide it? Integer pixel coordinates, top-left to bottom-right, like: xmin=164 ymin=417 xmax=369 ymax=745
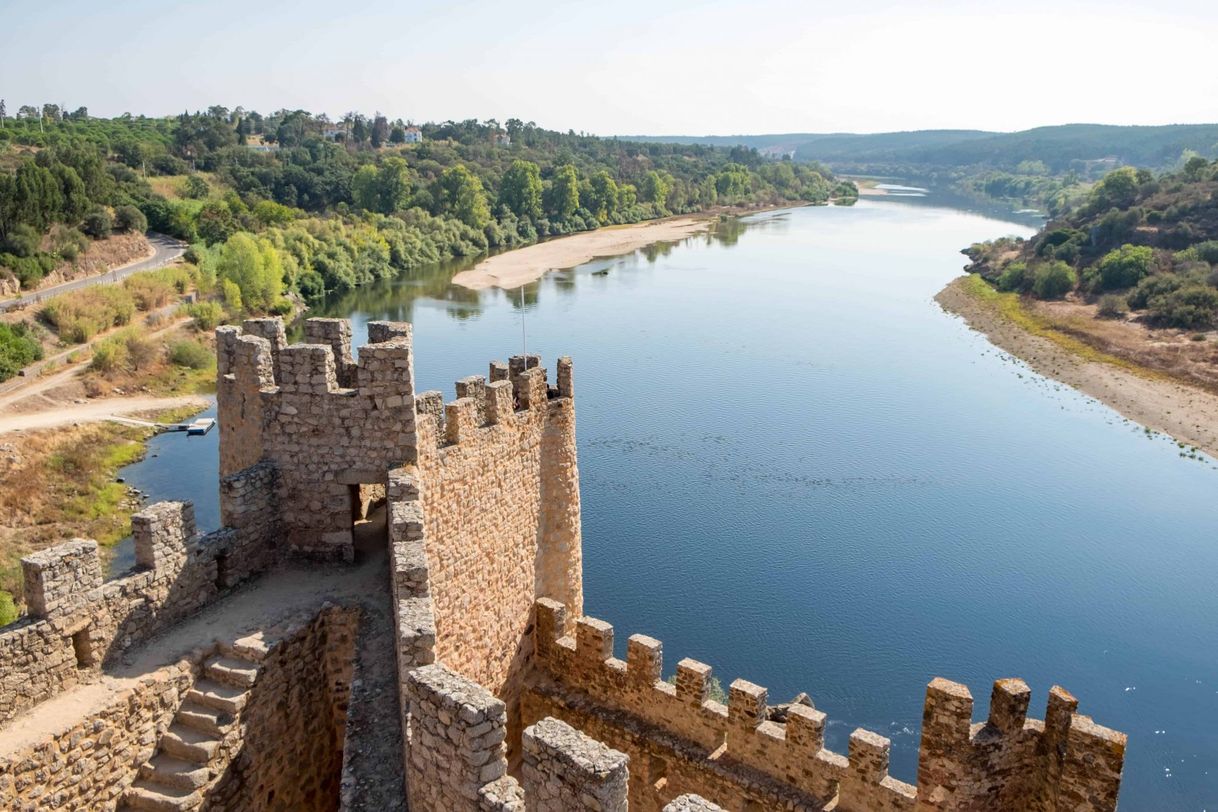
xmin=3 ymin=0 xmax=1216 ymax=135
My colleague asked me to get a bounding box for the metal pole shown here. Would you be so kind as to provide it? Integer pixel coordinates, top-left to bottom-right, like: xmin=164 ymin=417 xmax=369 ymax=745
xmin=519 ymin=285 xmax=527 ymax=357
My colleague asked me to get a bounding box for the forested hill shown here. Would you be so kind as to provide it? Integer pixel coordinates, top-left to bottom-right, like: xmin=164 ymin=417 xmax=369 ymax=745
xmin=0 ymin=107 xmax=853 ymax=305
xmin=624 ymin=124 xmax=1218 ymax=173
xmin=964 ymin=159 xmax=1218 ymax=330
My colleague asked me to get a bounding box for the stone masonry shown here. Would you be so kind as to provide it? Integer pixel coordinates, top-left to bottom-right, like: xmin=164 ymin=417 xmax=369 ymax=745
xmin=0 ymin=317 xmax=1127 ymax=811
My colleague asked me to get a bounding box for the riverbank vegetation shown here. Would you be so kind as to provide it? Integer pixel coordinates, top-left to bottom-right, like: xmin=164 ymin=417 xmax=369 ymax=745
xmin=1 ymin=107 xmax=849 ymax=307
xmin=959 ymin=160 xmax=1218 ymax=391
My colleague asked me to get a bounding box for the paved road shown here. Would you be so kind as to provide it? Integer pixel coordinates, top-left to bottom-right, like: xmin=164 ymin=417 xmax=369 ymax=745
xmin=0 ymin=232 xmax=187 ymax=313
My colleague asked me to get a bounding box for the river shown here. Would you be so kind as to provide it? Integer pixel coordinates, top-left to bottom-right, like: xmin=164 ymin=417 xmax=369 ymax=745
xmin=117 ymin=195 xmax=1218 ymax=808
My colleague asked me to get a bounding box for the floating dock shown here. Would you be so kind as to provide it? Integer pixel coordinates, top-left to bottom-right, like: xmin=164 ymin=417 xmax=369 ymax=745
xmin=107 ymin=416 xmax=216 ymax=435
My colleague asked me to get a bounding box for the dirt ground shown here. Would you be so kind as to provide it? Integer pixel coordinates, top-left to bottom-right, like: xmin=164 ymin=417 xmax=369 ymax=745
xmin=937 ymin=276 xmax=1218 ymax=459
xmin=1031 ymin=296 xmax=1218 ymax=392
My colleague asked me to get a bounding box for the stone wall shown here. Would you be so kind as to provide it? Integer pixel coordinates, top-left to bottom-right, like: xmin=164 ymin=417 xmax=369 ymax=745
xmin=0 ymin=482 xmax=276 ymax=724
xmin=527 ymin=599 xmax=1126 ymax=812
xmin=217 ymin=318 xmax=418 ymax=560
xmin=204 ymin=605 xmax=359 ymax=812
xmin=0 ymin=658 xmax=197 ymax=811
xmin=385 ymin=467 xmax=439 ymax=791
xmin=414 ymin=355 xmax=582 ymax=753
xmin=403 ymin=663 xmax=633 ymax=812
xmin=403 ymin=664 xmax=513 ymax=812
xmin=522 ymin=717 xmax=629 ymax=812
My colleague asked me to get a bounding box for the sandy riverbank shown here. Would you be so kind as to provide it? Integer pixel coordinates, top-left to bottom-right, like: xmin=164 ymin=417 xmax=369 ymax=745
xmin=936 ymin=275 xmax=1218 ymax=459
xmin=451 ymin=216 xmax=716 ymax=290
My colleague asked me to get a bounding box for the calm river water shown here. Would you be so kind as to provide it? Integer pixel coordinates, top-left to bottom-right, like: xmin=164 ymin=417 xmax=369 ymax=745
xmin=119 ymin=195 xmax=1218 ymax=809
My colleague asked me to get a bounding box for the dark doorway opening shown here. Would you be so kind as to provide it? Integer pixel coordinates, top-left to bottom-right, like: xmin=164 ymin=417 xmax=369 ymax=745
xmin=348 ymin=483 xmax=388 ymax=561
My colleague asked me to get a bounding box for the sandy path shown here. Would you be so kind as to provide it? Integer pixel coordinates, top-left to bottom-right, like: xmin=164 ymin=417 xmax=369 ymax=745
xmin=451 ymin=216 xmax=713 ymax=290
xmin=0 ymin=394 xmax=207 ymax=434
xmin=937 ymin=276 xmax=1218 ymax=459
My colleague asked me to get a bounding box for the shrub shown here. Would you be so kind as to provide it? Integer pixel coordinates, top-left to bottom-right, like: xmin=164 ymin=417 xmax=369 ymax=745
xmin=0 ymin=252 xmax=56 ymax=288
xmin=221 ymin=278 xmax=243 ymax=313
xmin=1031 ymin=261 xmax=1077 ymax=299
xmin=996 ymin=261 xmax=1029 ymax=292
xmin=1128 ymin=274 xmax=1185 ymax=309
xmin=3 ymin=224 xmax=41 ymax=258
xmin=81 ymin=208 xmax=114 ymax=239
xmin=1146 ymin=285 xmax=1218 ymax=329
xmin=114 ymin=204 xmax=148 ymax=234
xmin=1095 ymin=244 xmax=1154 ymax=290
xmin=1097 ymin=294 xmax=1129 ymax=319
xmin=168 ymin=339 xmax=213 ymax=369
xmin=182 ymin=175 xmax=210 ymax=199
xmin=41 ymin=286 xmax=136 ymax=343
xmin=183 ymin=300 xmax=224 ymax=330
xmin=52 ymin=227 xmax=88 ymax=262
xmin=123 ymin=269 xmax=180 ymax=311
xmin=0 ymin=322 xmax=43 ymax=380
xmin=89 ymin=329 xmax=157 ymax=375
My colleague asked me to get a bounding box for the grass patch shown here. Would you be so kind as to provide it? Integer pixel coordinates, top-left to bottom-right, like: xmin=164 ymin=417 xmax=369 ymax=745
xmin=959 ymin=274 xmax=1164 ymax=379
xmin=0 ymin=422 xmax=159 ymax=605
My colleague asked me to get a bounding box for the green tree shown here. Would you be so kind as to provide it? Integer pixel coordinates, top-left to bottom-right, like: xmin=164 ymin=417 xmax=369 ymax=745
xmin=1091 ymin=167 xmax=1140 ymax=210
xmin=81 ymin=208 xmax=113 ymax=239
xmin=114 ymin=205 xmax=147 ymax=233
xmin=1183 ymin=155 xmax=1211 ymax=181
xmin=433 ymin=164 xmax=491 ymax=229
xmin=588 ymin=170 xmax=619 ymax=221
xmin=1096 ymin=244 xmax=1154 ymax=290
xmin=499 ymin=160 xmax=543 ymax=219
xmin=182 ymin=175 xmax=210 ymax=199
xmin=640 ymin=171 xmax=670 ymax=208
xmin=214 ymin=233 xmax=284 ymax=313
xmin=352 ymin=165 xmax=381 ymax=212
xmin=545 ymin=164 xmax=580 ymax=221
xmin=1031 ymin=261 xmax=1077 ymax=299
xmin=715 ymin=163 xmax=751 ymax=203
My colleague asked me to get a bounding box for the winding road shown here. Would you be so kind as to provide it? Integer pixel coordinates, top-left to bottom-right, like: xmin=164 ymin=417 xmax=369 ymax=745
xmin=0 ymin=233 xmax=187 ymax=313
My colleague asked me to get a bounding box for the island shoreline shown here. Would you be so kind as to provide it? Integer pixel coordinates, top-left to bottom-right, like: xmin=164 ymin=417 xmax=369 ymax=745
xmin=451 ymin=203 xmax=808 ymax=290
xmin=936 ymin=275 xmax=1218 ymax=460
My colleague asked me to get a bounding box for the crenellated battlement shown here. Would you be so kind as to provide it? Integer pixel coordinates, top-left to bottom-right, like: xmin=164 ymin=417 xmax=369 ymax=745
xmin=2 ymin=314 xmax=1129 ymax=811
xmin=414 ymin=354 xmax=574 ymax=453
xmin=0 ymin=472 xmax=277 ymax=725
xmin=526 ymin=598 xmax=1126 ymax=812
xmin=217 ymin=317 xmax=419 ymax=559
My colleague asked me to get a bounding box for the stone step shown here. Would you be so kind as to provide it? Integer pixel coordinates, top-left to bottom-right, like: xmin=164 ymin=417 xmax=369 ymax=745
xmin=160 ymin=724 xmax=219 ymax=764
xmin=140 ymin=753 xmax=211 ymax=791
xmin=223 ymin=633 xmax=271 ymax=663
xmin=204 ymin=655 xmax=259 ymax=689
xmin=121 ymin=779 xmax=202 ymax=812
xmin=175 ymin=699 xmax=234 ymax=737
xmin=186 ymin=679 xmax=249 ymax=715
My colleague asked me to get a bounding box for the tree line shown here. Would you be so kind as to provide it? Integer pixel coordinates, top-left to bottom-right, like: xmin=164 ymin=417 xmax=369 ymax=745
xmin=0 ymin=105 xmax=850 ymax=306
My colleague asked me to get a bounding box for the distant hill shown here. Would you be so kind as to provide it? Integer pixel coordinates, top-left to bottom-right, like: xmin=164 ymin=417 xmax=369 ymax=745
xmin=622 ymin=124 xmax=1218 ymax=173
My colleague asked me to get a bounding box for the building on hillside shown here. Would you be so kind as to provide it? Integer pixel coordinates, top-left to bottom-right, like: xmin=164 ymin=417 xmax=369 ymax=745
xmin=403 ymin=126 xmax=423 ymax=143
xmin=322 ymin=126 xmax=346 ymax=141
xmin=492 ymin=130 xmax=511 ymax=146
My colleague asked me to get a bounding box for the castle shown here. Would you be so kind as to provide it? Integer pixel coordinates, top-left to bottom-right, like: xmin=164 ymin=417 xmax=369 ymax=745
xmin=0 ymin=317 xmax=1127 ymax=811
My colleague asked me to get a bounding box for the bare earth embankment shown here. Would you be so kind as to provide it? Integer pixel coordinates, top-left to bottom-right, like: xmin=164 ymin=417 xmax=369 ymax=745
xmin=937 ymin=275 xmax=1218 ymax=459
xmin=452 ymin=216 xmax=713 ymax=290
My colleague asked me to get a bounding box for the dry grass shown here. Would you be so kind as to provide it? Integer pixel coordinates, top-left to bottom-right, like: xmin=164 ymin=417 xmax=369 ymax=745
xmin=0 ymin=422 xmax=149 ymax=605
xmin=0 ymin=401 xmax=204 ymax=615
xmin=145 ymin=172 xmax=222 ymax=201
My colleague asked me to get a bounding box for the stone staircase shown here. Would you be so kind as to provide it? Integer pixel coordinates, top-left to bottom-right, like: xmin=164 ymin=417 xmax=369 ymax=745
xmin=118 ymin=646 xmax=263 ymax=811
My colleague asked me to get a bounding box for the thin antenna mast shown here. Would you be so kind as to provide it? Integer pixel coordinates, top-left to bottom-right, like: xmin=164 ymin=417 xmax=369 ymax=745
xmin=518 ymin=285 xmax=527 ymax=357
